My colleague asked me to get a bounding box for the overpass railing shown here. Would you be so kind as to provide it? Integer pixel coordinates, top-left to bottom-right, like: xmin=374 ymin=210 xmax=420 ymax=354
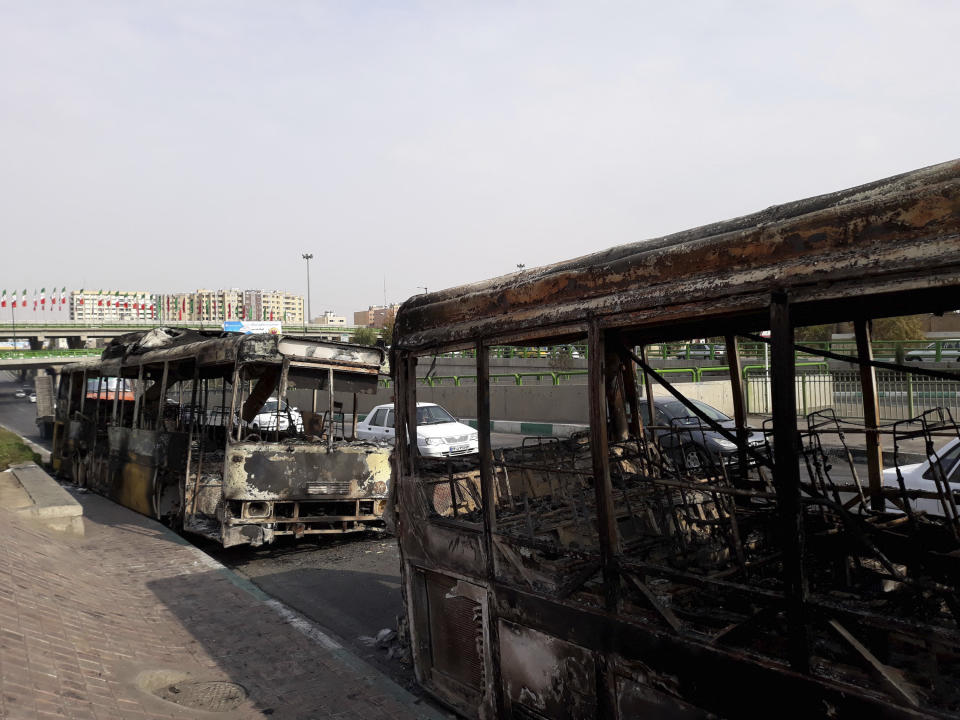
xmin=0 ymin=349 xmax=103 ymax=360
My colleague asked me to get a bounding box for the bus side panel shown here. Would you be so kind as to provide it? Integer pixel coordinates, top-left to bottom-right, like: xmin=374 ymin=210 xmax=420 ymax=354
xmin=222 ymin=443 xmax=391 ymax=501
xmin=103 ymin=428 xmax=189 ymax=519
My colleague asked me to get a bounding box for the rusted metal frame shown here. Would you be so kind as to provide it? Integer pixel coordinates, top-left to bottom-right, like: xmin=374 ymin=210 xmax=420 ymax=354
xmin=351 ymin=393 xmax=358 ymax=440
xmin=110 ymin=372 xmax=120 ymax=424
xmin=78 ymin=369 xmax=87 ymax=417
xmin=219 ymin=373 xmax=227 ymax=437
xmin=826 ymin=619 xmax=919 ymax=707
xmin=475 ymin=340 xmax=505 ymax=718
xmin=226 ymin=363 xmax=239 ymax=445
xmin=93 ymin=375 xmax=104 ymax=429
xmin=640 ymin=345 xmax=656 ymax=435
xmin=916 ymin=413 xmax=960 ymax=535
xmin=275 ymin=359 xmax=289 ymax=443
xmin=629 ymin=347 xmax=772 ymax=469
xmin=711 ymin=464 xmax=748 ymax=577
xmin=393 ymin=353 xmax=409 ymax=474
xmin=807 ymin=410 xmax=869 ymax=507
xmin=621 ymin=555 xmax=960 ymax=645
xmin=132 ymin=364 xmax=145 ymax=430
xmin=618 ymin=342 xmax=651 ymax=474
xmin=195 ymin=377 xmax=210 ymax=492
xmin=495 ymin=579 xmax=955 ymax=719
xmin=724 ymin=334 xmax=749 ymax=486
xmin=770 ymin=291 xmax=810 ymax=674
xmin=156 ymin=361 xmax=169 ymax=429
xmin=622 ymin=571 xmax=684 ymax=634
xmin=744 ymin=331 xmax=960 ymax=382
xmin=404 ymin=323 xmax=591 ymax=357
xmin=588 ymin=320 xmax=621 ymax=611
xmin=402 ymin=355 xmax=419 ymax=476
xmin=326 ymin=366 xmax=333 ymax=451
xmin=187 ymin=364 xmax=202 ymax=518
xmin=604 ymin=333 xmax=629 ymax=443
xmin=64 ymin=370 xmax=74 ymax=423
xmin=854 ymin=320 xmax=885 ymax=512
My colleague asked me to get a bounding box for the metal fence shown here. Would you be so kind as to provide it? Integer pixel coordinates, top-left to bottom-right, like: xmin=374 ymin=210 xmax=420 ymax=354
xmin=746 ymin=369 xmax=960 ymax=420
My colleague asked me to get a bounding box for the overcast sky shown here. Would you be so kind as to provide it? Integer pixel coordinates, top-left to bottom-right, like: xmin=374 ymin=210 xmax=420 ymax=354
xmin=1 ymin=1 xmax=957 ymax=318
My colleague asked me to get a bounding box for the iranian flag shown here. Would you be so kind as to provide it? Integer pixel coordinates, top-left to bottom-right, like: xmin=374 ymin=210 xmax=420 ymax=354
xmin=60 ymin=287 xmax=66 ymax=305
xmin=21 ymin=290 xmax=26 ymax=308
xmin=40 ymin=288 xmax=46 ymax=309
xmin=1 ymin=290 xmax=5 ymax=308
xmin=78 ymin=289 xmax=85 ymax=305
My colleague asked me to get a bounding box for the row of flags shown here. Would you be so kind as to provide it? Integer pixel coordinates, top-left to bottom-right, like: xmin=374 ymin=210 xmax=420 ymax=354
xmin=0 ymin=288 xmax=66 ymax=309
xmin=1 ymin=288 xmax=291 ymax=322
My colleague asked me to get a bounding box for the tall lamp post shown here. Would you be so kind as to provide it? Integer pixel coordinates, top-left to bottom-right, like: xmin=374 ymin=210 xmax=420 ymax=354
xmin=302 ymin=253 xmax=313 ymax=331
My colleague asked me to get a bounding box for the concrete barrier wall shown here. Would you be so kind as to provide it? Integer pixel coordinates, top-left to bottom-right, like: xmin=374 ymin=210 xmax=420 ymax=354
xmin=311 ymin=380 xmax=738 ymax=424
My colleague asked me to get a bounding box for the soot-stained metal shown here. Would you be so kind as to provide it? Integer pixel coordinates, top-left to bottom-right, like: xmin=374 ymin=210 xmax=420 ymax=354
xmin=390 ymin=159 xmax=960 ymax=719
xmin=53 ymin=329 xmax=391 ymax=548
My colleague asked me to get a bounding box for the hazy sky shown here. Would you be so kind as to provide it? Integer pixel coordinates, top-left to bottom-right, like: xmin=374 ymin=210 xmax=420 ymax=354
xmin=1 ymin=1 xmax=957 ymax=318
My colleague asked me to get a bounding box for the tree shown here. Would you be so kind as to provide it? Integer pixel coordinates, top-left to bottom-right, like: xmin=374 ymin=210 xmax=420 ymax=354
xmin=380 ymin=318 xmax=395 ymax=345
xmin=352 ymin=326 xmax=378 ymax=346
xmin=871 ymin=314 xmax=926 ymax=341
xmin=795 ymin=324 xmax=835 ymax=342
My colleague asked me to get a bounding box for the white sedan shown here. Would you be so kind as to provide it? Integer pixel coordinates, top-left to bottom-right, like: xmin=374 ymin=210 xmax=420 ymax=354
xmin=357 ymin=402 xmax=479 ymax=457
xmin=882 ymin=437 xmax=960 ymax=516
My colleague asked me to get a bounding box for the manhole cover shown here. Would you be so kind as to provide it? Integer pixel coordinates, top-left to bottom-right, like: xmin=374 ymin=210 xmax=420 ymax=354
xmin=155 ymin=680 xmax=248 ymax=712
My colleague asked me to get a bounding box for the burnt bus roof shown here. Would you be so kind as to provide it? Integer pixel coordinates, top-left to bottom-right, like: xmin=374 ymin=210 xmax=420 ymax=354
xmin=62 ymin=329 xmax=385 ymax=376
xmin=393 ymin=158 xmax=960 ymax=353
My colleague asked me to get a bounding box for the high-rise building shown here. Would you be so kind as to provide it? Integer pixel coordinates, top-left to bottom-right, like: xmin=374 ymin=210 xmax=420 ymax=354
xmin=69 ymin=289 xmax=304 ymax=324
xmin=70 ymin=290 xmax=157 ymax=322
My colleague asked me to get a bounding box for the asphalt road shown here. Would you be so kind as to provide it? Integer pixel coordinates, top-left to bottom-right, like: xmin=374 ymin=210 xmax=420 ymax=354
xmin=0 ymin=371 xmax=48 ymax=449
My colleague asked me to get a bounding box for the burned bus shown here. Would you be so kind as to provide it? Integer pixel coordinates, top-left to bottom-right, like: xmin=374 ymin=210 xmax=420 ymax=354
xmin=52 ymin=329 xmax=391 ymax=547
xmin=389 ymin=159 xmax=960 ymax=718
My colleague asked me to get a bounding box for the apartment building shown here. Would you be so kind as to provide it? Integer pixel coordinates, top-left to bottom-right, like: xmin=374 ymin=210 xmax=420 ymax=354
xmin=70 ymin=290 xmax=157 ymax=322
xmin=315 ymin=311 xmax=346 ymax=325
xmin=353 ymin=303 xmax=399 ymax=329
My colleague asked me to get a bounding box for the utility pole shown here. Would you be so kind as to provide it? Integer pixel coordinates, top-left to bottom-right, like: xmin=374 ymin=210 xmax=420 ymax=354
xmin=302 ymin=253 xmax=313 ymax=331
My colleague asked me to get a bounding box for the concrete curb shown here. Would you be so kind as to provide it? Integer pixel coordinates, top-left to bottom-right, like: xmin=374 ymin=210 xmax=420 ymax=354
xmin=7 ymin=461 xmax=84 ymax=534
xmin=465 ymin=418 xmax=588 ymax=437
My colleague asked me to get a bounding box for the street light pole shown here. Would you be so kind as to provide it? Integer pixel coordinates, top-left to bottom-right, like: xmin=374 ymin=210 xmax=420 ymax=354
xmin=302 ymin=253 xmax=313 ymax=331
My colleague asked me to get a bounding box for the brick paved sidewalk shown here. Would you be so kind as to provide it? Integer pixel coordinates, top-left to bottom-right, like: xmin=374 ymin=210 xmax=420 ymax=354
xmin=0 ymin=491 xmax=449 ymax=720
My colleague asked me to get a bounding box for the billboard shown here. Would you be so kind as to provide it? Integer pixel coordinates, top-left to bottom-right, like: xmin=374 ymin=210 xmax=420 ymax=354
xmin=223 ymin=320 xmax=282 ymax=335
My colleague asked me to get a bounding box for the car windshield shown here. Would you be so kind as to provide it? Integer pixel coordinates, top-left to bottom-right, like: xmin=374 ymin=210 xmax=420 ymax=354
xmin=660 ymin=399 xmax=731 ymax=424
xmin=416 ymin=405 xmax=456 ymax=425
xmin=261 ymin=400 xmax=288 ymax=413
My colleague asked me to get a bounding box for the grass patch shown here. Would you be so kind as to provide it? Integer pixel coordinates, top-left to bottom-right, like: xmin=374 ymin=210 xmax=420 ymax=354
xmin=0 ymin=428 xmax=39 ymax=471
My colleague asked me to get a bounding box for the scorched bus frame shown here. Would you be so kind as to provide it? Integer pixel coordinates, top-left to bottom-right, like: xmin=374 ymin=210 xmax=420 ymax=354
xmin=389 ymin=159 xmax=960 ymax=719
xmin=52 ymin=330 xmax=392 ymax=547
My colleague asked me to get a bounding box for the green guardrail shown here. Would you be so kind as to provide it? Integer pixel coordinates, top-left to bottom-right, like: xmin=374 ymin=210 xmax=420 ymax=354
xmin=0 ymin=349 xmax=103 ymax=360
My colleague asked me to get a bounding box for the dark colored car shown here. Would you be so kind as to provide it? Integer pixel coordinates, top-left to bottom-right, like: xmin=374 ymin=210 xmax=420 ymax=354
xmin=639 ymin=397 xmax=767 ymax=471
